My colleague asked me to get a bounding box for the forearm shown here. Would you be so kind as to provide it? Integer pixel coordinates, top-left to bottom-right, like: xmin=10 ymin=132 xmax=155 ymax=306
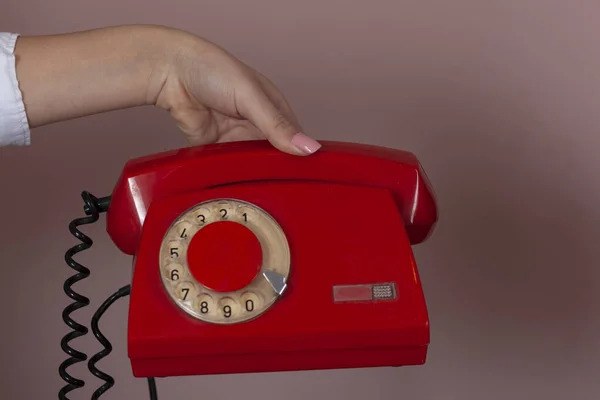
xmin=14 ymin=25 xmax=174 ymax=127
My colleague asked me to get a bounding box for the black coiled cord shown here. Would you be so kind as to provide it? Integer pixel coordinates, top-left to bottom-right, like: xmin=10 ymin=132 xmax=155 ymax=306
xmin=59 ymin=191 xmax=108 ymax=399
xmin=59 ymin=191 xmax=158 ymax=400
xmin=88 ymin=285 xmax=131 ymax=399
xmin=88 ymin=285 xmax=158 ymax=400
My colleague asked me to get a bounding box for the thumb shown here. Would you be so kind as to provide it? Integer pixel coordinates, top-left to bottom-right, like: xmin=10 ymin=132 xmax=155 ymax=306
xmin=238 ymin=88 xmax=321 ymax=155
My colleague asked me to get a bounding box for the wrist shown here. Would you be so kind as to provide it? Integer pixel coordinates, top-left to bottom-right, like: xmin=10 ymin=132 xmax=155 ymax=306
xmin=139 ymin=25 xmax=189 ymax=107
xmin=144 ymin=27 xmax=206 ymax=112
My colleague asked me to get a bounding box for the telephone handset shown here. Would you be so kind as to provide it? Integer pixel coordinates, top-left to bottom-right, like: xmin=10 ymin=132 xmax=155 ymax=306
xmin=59 ymin=140 xmax=438 ymax=399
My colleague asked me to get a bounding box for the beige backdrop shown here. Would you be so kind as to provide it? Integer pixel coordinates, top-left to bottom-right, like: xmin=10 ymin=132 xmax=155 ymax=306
xmin=1 ymin=1 xmax=599 ymax=399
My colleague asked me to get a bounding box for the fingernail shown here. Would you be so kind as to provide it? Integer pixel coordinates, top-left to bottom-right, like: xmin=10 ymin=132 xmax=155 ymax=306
xmin=292 ymin=132 xmax=321 ymax=154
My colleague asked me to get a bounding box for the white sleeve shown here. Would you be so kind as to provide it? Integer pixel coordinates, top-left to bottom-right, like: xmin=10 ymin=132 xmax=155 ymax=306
xmin=0 ymin=32 xmax=30 ymax=146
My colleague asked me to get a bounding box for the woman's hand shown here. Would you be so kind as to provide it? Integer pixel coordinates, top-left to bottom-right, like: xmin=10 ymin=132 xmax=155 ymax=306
xmin=150 ymin=28 xmax=321 ymax=155
xmin=14 ymin=24 xmax=321 ymax=155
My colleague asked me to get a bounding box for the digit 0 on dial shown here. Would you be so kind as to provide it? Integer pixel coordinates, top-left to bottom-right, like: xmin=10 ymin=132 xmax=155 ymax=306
xmin=159 ymin=199 xmax=291 ymax=324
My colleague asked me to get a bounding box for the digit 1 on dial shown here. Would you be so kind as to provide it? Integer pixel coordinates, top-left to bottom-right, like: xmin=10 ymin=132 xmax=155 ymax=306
xmin=236 ymin=206 xmax=255 ymax=223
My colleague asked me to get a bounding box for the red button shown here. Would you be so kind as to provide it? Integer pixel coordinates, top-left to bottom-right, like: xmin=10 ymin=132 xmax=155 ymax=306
xmin=187 ymin=221 xmax=262 ymax=292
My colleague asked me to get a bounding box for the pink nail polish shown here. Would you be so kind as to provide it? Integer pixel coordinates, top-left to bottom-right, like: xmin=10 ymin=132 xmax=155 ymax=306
xmin=292 ymin=132 xmax=322 ymax=154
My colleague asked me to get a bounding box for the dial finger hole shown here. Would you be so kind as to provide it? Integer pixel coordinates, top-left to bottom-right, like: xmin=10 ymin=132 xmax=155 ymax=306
xmin=240 ymin=291 xmax=261 ymax=313
xmin=235 ymin=205 xmax=259 ymax=224
xmin=215 ymin=201 xmax=233 ymax=221
xmin=193 ymin=207 xmax=212 ymax=226
xmin=194 ymin=293 xmax=215 ymax=316
xmin=174 ymin=281 xmax=197 ymax=302
xmin=164 ymin=263 xmax=186 ymax=283
xmin=175 ymin=220 xmax=196 ymax=241
xmin=218 ymin=297 xmax=240 ymax=320
xmin=166 ymin=240 xmax=186 ymax=260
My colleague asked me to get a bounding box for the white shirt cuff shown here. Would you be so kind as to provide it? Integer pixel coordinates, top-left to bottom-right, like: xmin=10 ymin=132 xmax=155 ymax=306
xmin=0 ymin=32 xmax=30 ymax=146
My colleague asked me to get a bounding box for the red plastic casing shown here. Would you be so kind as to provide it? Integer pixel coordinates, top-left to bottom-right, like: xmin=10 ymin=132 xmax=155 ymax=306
xmin=105 ymin=140 xmax=438 ymax=377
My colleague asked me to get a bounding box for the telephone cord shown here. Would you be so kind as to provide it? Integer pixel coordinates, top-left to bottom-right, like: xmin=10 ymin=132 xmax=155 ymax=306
xmin=59 ymin=191 xmax=102 ymax=399
xmin=88 ymin=284 xmax=158 ymax=400
xmin=60 ymin=191 xmax=158 ymax=400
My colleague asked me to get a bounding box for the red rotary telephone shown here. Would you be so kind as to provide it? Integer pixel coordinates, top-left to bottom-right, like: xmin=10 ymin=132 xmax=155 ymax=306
xmin=59 ymin=139 xmax=438 ymax=398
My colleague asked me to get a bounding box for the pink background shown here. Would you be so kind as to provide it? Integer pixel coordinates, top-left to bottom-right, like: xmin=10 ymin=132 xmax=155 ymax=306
xmin=1 ymin=1 xmax=600 ymax=399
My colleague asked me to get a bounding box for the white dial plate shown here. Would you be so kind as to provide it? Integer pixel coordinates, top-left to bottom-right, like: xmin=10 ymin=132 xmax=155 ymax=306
xmin=159 ymin=199 xmax=291 ymax=324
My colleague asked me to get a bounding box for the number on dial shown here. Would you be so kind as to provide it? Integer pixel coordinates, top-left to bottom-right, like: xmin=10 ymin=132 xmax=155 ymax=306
xmin=175 ymin=282 xmax=196 ymax=301
xmin=165 ymin=263 xmax=184 ymax=282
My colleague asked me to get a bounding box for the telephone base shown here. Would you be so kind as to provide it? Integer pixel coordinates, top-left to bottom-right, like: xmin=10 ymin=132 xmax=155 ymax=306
xmin=128 ymin=182 xmax=430 ymax=379
xmin=130 ymin=346 xmax=428 ymax=378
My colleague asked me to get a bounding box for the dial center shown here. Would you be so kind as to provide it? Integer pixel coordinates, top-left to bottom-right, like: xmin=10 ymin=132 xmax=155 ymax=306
xmin=187 ymin=220 xmax=262 ymax=292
